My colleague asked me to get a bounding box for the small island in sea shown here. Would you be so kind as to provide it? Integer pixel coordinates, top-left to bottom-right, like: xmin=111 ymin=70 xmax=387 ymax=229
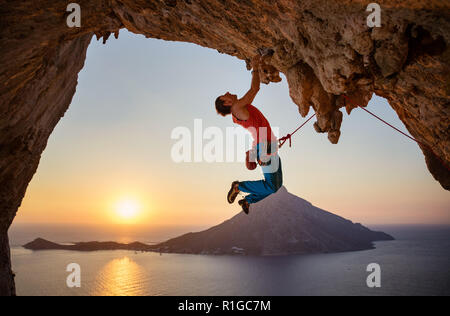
xmin=24 ymin=187 xmax=394 ymax=256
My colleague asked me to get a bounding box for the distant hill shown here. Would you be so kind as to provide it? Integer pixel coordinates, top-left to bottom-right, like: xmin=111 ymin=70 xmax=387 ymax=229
xmin=24 ymin=238 xmax=66 ymax=250
xmin=23 ymin=238 xmax=150 ymax=252
xmin=24 ymin=187 xmax=393 ymax=255
xmin=150 ymin=187 xmax=394 ymax=256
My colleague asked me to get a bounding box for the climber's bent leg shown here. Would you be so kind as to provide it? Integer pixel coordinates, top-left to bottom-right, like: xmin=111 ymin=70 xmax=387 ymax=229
xmin=239 ymin=158 xmax=283 ymax=204
xmin=243 ymin=192 xmax=272 ymax=204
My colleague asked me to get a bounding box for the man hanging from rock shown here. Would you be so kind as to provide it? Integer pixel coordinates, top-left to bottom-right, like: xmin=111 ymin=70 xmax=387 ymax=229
xmin=214 ymin=56 xmax=283 ymax=215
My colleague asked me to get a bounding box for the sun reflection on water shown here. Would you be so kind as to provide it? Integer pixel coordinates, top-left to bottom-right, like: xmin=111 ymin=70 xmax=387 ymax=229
xmin=93 ymin=257 xmax=147 ymax=296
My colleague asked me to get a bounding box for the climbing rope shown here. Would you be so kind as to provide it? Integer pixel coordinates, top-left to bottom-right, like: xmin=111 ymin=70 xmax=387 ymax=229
xmin=278 ymin=113 xmax=316 ymax=149
xmin=342 ymin=95 xmax=450 ymax=172
xmin=278 ymin=95 xmax=449 ymax=172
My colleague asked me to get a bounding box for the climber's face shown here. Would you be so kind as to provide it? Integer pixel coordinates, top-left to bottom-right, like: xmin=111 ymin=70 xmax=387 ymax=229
xmin=220 ymin=92 xmax=238 ymax=107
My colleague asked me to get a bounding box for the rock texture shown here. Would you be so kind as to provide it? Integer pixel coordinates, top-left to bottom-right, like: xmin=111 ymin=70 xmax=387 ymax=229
xmin=0 ymin=0 xmax=449 ymax=295
xmin=151 ymin=187 xmax=394 ymax=256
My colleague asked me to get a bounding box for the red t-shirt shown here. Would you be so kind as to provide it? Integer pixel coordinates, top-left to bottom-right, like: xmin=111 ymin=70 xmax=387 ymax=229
xmin=232 ymin=105 xmax=277 ymax=147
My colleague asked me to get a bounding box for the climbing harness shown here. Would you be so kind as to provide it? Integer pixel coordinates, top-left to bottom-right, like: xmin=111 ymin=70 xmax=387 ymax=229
xmin=278 ymin=95 xmax=450 ymax=172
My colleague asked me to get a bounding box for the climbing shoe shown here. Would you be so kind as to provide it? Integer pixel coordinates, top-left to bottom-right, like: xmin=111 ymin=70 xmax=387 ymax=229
xmin=227 ymin=181 xmax=240 ymax=204
xmin=239 ymin=199 xmax=250 ymax=215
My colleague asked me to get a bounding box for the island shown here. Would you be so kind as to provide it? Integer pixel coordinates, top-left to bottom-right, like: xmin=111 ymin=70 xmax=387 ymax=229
xmin=24 ymin=187 xmax=394 ymax=256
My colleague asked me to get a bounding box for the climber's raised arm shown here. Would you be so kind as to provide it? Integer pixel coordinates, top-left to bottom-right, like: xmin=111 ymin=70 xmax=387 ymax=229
xmin=214 ymin=56 xmax=262 ymax=120
xmin=235 ymin=56 xmax=261 ymax=109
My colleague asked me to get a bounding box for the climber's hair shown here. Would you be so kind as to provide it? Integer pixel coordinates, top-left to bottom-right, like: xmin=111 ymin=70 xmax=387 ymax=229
xmin=215 ymin=96 xmax=232 ymax=116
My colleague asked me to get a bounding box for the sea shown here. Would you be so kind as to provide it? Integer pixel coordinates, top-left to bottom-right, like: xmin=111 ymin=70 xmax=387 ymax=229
xmin=8 ymin=224 xmax=450 ymax=296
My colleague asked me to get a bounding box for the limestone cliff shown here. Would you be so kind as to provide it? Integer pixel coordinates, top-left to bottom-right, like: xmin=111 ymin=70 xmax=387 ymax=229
xmin=0 ymin=0 xmax=449 ymax=295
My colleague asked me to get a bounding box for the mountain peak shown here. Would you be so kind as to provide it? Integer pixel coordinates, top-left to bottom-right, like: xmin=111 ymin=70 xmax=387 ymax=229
xmin=153 ymin=187 xmax=394 ymax=256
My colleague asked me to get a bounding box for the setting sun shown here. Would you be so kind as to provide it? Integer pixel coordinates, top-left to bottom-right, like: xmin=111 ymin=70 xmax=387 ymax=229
xmin=115 ymin=199 xmax=140 ymax=222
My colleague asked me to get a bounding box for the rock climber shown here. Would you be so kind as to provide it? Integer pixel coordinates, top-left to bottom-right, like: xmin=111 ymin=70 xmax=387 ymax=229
xmin=214 ymin=56 xmax=283 ymax=215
